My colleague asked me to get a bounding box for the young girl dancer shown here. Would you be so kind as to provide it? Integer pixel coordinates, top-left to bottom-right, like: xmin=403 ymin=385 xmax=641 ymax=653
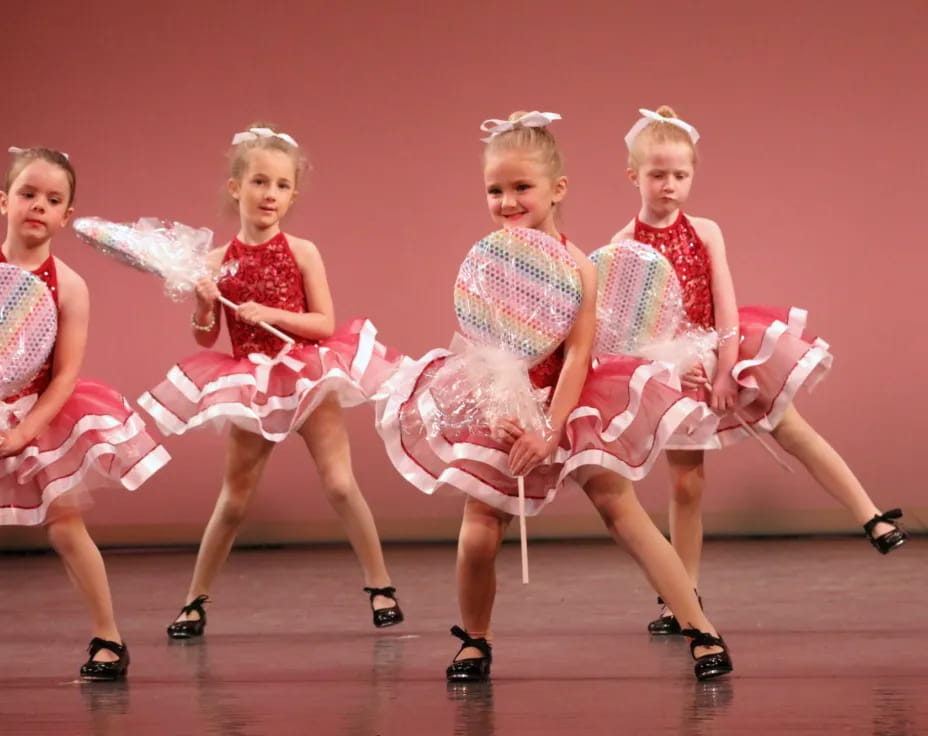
xmin=613 ymin=107 xmax=907 ymax=635
xmin=0 ymin=146 xmax=170 ymax=679
xmin=139 ymin=125 xmax=404 ymax=638
xmin=378 ymin=111 xmax=733 ymax=682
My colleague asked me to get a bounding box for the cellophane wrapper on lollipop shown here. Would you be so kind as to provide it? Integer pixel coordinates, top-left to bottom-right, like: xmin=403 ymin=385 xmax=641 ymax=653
xmin=426 ymin=227 xmax=582 ymax=440
xmin=73 ymin=217 xmax=218 ymax=301
xmin=591 ymin=239 xmax=718 ymax=375
xmin=636 ymin=329 xmax=719 ymax=375
xmin=426 ymin=335 xmax=551 ymax=439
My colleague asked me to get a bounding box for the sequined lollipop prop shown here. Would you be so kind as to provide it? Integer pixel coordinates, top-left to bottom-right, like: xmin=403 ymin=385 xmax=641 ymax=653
xmin=590 ymin=240 xmax=685 ymax=356
xmin=455 ymin=227 xmax=582 ymax=363
xmin=73 ymin=217 xmax=293 ymax=345
xmin=0 ymin=263 xmax=58 ymax=402
xmin=591 ymin=240 xmax=792 ymax=471
xmin=451 ymin=227 xmax=583 ymax=583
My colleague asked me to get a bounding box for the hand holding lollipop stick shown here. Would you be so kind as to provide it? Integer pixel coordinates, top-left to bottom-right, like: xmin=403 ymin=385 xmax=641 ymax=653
xmin=209 ymin=262 xmax=294 ymax=345
xmin=486 ymin=416 xmax=550 ymax=584
xmin=73 ymin=217 xmax=293 ymax=345
xmin=688 ymin=367 xmax=794 ymax=473
xmin=590 ymin=240 xmax=792 ymax=471
xmin=433 ymin=227 xmax=583 ymax=583
xmin=428 ymin=340 xmax=553 ymax=584
xmin=479 ymin=415 xmax=538 ymax=584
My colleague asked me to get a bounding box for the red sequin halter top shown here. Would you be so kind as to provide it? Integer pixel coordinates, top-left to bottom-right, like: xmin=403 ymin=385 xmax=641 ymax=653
xmin=220 ymin=232 xmax=307 ymax=358
xmin=634 ymin=212 xmax=715 ymax=329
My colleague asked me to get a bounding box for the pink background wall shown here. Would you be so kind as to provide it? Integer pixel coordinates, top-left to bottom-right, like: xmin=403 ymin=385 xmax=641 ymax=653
xmin=2 ymin=0 xmax=925 ymax=547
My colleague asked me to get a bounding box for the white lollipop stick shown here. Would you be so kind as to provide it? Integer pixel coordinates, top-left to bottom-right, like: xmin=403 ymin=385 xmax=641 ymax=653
xmin=518 ymin=475 xmax=529 ymax=584
xmin=731 ymin=411 xmax=794 ymax=473
xmin=216 ymin=295 xmax=295 ymax=345
xmin=704 ymin=383 xmax=793 ymax=473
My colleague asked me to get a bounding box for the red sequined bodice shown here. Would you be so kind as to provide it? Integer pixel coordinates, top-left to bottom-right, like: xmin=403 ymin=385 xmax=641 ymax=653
xmin=220 ymin=233 xmax=307 ymax=358
xmin=634 ymin=212 xmax=715 ymax=329
xmin=526 ymin=233 xmax=571 ymax=390
xmin=1 ymin=252 xmax=58 ymax=401
xmin=528 ymin=345 xmax=564 ymax=390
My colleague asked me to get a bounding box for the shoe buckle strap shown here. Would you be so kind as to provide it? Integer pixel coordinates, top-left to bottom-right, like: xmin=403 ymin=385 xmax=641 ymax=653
xmin=680 ymin=628 xmax=724 ymax=653
xmin=864 ymin=508 xmax=903 ymax=535
xmin=363 ymin=586 xmax=397 ymax=600
xmin=450 ymin=625 xmax=492 ymax=656
xmin=182 ymin=595 xmax=210 ymax=615
xmin=87 ymin=637 xmax=125 ymax=657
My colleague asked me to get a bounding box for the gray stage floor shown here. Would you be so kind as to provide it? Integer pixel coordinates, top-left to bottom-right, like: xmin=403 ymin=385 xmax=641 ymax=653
xmin=1 ymin=537 xmax=924 ymax=735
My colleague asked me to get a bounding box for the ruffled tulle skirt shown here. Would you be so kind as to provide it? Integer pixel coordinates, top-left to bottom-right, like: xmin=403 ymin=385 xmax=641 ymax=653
xmin=668 ymin=305 xmax=833 ymax=450
xmin=376 ymin=349 xmax=717 ymax=516
xmin=0 ymin=378 xmax=171 ymax=526
xmin=139 ymin=319 xmax=400 ymax=442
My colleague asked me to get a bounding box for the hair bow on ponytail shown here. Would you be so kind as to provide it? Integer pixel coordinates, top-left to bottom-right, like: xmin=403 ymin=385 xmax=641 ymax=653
xmin=479 ymin=111 xmax=562 ymax=142
xmin=8 ymin=146 xmax=70 ymax=160
xmin=231 ymin=127 xmax=299 ymax=147
xmin=623 ymin=109 xmax=699 ymax=150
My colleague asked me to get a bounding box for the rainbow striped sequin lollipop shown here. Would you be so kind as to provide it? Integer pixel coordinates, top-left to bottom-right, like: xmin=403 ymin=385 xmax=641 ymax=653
xmin=454 ymin=227 xmax=582 ymax=365
xmin=590 ymin=240 xmax=684 ymax=356
xmin=0 ymin=263 xmax=58 ymax=400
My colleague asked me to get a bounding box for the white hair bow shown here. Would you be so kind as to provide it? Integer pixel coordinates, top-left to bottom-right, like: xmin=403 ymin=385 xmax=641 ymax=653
xmin=231 ymin=127 xmax=299 ymax=147
xmin=479 ymin=111 xmax=562 ymax=142
xmin=8 ymin=146 xmax=70 ymax=160
xmin=623 ymin=109 xmax=699 ymax=150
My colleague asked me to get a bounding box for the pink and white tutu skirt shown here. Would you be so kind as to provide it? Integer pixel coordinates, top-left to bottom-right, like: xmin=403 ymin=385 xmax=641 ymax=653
xmin=376 ymin=349 xmax=717 ymax=516
xmin=669 ymin=305 xmax=833 ymax=450
xmin=139 ymin=319 xmax=401 ymax=442
xmin=0 ymin=378 xmax=171 ymax=526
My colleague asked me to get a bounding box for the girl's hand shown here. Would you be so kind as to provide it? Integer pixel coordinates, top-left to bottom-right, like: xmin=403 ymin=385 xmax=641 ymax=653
xmin=236 ymin=302 xmax=275 ymax=326
xmin=509 ymin=428 xmax=560 ymax=476
xmin=710 ymin=372 xmax=739 ymax=413
xmin=194 ymin=277 xmax=221 ymax=308
xmin=0 ymin=426 xmax=32 ymax=457
xmin=681 ymin=364 xmax=709 ymax=390
xmin=491 ymin=418 xmax=524 ymax=450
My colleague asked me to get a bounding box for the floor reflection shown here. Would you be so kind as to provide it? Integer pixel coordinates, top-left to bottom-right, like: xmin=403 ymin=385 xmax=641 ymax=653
xmin=448 ymin=680 xmax=495 ymax=736
xmin=80 ymin=679 xmax=130 ymax=736
xmin=338 ymin=635 xmax=411 ymax=735
xmin=167 ymin=638 xmax=253 ymax=736
xmin=680 ymin=678 xmax=735 ymax=735
xmin=872 ymin=684 xmax=919 ymax=736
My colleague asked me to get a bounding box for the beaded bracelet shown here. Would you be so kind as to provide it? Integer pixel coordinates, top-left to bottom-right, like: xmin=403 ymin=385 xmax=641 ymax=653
xmin=717 ymin=326 xmax=740 ymax=345
xmin=191 ymin=311 xmax=216 ymax=331
xmin=541 ymin=423 xmax=560 ymax=444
